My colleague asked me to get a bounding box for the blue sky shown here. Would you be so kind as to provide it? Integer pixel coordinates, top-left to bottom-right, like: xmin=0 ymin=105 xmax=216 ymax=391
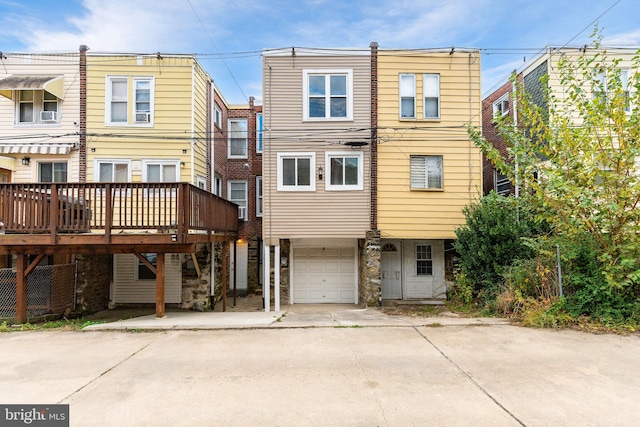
xmin=1 ymin=0 xmax=639 ymax=104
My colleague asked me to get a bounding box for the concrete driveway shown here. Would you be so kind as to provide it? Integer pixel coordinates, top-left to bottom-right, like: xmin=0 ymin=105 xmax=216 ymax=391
xmin=1 ymin=317 xmax=639 ymax=426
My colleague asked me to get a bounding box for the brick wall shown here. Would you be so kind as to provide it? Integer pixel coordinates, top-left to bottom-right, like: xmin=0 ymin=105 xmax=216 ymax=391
xmin=481 ymin=80 xmax=513 ymax=194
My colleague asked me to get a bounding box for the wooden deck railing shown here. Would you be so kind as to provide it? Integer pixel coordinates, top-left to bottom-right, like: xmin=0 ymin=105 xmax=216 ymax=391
xmin=0 ymin=183 xmax=238 ymax=242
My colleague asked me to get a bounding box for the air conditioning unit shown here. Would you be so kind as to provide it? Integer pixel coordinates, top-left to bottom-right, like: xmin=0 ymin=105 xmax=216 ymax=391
xmin=40 ymin=111 xmax=57 ymax=122
xmin=135 ymin=112 xmax=150 ymax=123
xmin=238 ymin=206 xmax=247 ymax=220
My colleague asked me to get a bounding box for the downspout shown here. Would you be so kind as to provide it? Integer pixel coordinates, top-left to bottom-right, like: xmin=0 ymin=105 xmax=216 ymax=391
xmin=191 ymin=61 xmax=196 ymax=185
xmin=79 ymin=45 xmax=89 ymax=183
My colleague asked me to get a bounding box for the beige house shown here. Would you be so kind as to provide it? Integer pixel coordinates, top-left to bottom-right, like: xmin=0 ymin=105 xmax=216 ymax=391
xmin=262 ymin=48 xmax=373 ymax=307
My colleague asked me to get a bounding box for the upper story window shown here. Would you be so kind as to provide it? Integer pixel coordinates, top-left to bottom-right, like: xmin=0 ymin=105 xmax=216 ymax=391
xmin=399 ymin=74 xmax=416 ymax=118
xmin=106 ymin=76 xmax=154 ymax=126
xmin=410 ymin=155 xmax=443 ymax=190
xmin=325 ymin=151 xmax=363 ymax=191
xmin=493 ymin=93 xmax=510 ymax=117
xmin=256 ymin=113 xmax=263 ymax=153
xmin=38 ymin=162 xmax=67 ymax=182
xmin=228 ymin=118 xmax=248 ymax=158
xmin=277 ymin=152 xmax=316 ymax=192
xmin=214 ymin=105 xmax=222 ymax=128
xmin=256 ymin=176 xmax=263 ymax=217
xmin=303 ymin=69 xmax=353 ymax=121
xmin=594 ymin=69 xmax=632 ymax=113
xmin=229 ymin=180 xmax=248 ymax=221
xmin=16 ymin=90 xmax=60 ymax=125
xmin=423 ymin=74 xmax=440 ymax=119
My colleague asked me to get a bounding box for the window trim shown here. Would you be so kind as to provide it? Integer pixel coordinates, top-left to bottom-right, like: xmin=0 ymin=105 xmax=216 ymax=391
xmin=410 ymin=155 xmax=444 ymax=191
xmin=197 ymin=175 xmax=207 ymax=190
xmin=94 ymin=159 xmax=132 ymax=182
xmin=423 ymin=73 xmax=441 ymax=119
xmin=38 ymin=161 xmax=68 ymax=183
xmin=302 ymin=69 xmax=353 ymax=121
xmin=105 ymin=75 xmax=155 ymax=126
xmin=214 ymin=105 xmax=222 ymax=128
xmin=142 ymin=159 xmax=180 ymax=182
xmin=399 ymin=73 xmax=416 ymax=119
xmin=492 ymin=93 xmax=510 ymax=117
xmin=256 ymin=176 xmax=263 ymax=217
xmin=277 ymin=152 xmax=316 ymax=192
xmin=15 ymin=90 xmax=60 ymax=126
xmin=416 ymin=244 xmax=433 ymax=276
xmin=256 ymin=112 xmax=263 ymax=154
xmin=228 ymin=118 xmax=248 ymax=159
xmin=324 ymin=151 xmax=364 ymax=191
xmin=228 ymin=180 xmax=248 ymax=221
xmin=105 ymin=75 xmax=128 ymax=125
xmin=133 ymin=77 xmax=154 ymax=126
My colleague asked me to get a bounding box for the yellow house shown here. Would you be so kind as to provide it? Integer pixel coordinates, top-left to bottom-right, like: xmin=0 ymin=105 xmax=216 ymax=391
xmin=85 ymin=52 xmax=213 ymax=306
xmin=376 ymin=49 xmax=482 ymax=300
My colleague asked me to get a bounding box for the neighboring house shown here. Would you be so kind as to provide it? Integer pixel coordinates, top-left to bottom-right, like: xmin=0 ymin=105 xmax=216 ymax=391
xmin=376 ymin=48 xmax=483 ymax=301
xmin=482 ymin=46 xmax=638 ymax=195
xmin=261 ymin=47 xmax=375 ymax=308
xmin=84 ymin=52 xmax=217 ymax=309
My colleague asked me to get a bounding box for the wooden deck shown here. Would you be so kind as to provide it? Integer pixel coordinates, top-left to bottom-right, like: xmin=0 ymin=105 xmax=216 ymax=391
xmin=0 ymin=182 xmax=239 ymax=321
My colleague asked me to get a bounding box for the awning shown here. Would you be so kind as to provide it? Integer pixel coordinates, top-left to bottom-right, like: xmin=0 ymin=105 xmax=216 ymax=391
xmin=0 ymin=156 xmax=15 ymax=171
xmin=0 ymin=75 xmax=65 ymax=100
xmin=0 ymin=142 xmax=77 ymax=155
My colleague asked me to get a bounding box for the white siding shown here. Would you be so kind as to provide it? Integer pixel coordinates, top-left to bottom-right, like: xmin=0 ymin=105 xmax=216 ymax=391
xmin=113 ymin=254 xmax=181 ymax=304
xmin=402 ymin=240 xmax=446 ymax=299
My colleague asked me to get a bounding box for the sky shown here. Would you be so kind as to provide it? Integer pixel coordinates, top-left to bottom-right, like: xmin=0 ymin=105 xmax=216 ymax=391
xmin=0 ymin=0 xmax=639 ymax=105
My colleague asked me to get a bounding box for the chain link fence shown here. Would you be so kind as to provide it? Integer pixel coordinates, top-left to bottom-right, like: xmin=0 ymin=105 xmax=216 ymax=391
xmin=0 ymin=263 xmax=76 ymax=319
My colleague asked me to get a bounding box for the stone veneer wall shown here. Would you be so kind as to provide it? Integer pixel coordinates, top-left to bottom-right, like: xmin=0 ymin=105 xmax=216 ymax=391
xmin=75 ymin=254 xmax=111 ymax=314
xmin=181 ymin=243 xmax=212 ymax=310
xmin=359 ymin=230 xmax=381 ymax=307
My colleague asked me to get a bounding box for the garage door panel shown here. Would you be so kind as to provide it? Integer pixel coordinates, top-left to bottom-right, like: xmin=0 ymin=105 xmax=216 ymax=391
xmin=293 ymin=246 xmax=356 ymax=304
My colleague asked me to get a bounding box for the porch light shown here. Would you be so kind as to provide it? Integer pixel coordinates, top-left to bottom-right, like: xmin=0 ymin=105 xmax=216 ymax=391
xmin=318 ymin=165 xmax=323 ymax=180
xmin=21 ymin=157 xmax=30 ymax=166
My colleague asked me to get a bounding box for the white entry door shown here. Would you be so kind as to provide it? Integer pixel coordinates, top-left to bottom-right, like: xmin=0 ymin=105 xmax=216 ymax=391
xmin=231 ymin=241 xmax=248 ymax=292
xmin=381 ymin=241 xmax=402 ymax=299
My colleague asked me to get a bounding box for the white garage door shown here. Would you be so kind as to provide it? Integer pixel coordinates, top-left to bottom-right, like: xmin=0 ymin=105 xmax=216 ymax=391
xmin=293 ymin=246 xmax=356 ymax=303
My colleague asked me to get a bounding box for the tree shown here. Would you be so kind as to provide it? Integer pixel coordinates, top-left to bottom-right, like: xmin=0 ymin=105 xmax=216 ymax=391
xmin=469 ymin=35 xmax=640 ymax=297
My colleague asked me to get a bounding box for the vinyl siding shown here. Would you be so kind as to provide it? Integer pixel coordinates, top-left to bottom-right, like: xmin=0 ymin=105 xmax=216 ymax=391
xmin=262 ymin=53 xmax=371 ymax=244
xmin=0 ymin=53 xmax=81 ymax=182
xmin=113 ymin=253 xmax=181 ymax=303
xmin=377 ymin=51 xmax=482 ymax=239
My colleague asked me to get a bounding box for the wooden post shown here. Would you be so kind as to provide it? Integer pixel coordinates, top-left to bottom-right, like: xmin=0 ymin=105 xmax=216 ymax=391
xmin=264 ymin=243 xmax=270 ymax=313
xmin=233 ymin=240 xmax=237 ymax=307
xmin=274 ymin=244 xmax=280 ymax=312
xmin=15 ymin=254 xmax=27 ymax=324
xmin=155 ymin=253 xmax=165 ymax=318
xmin=222 ymin=241 xmax=228 ymax=312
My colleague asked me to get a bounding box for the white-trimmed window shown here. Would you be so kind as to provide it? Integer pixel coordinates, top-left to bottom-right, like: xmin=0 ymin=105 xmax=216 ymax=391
xmin=303 ymin=69 xmax=353 ymax=120
xmin=256 ymin=176 xmax=263 ymax=217
xmin=143 ymin=160 xmax=178 ymax=182
xmin=38 ymin=162 xmax=67 ymax=182
xmin=16 ymin=90 xmax=60 ymax=125
xmin=213 ymin=174 xmax=222 ymax=196
xmin=416 ymin=244 xmax=433 ymax=276
xmin=96 ymin=160 xmax=130 ymax=182
xmin=423 ymin=74 xmax=440 ymax=119
xmin=594 ymin=69 xmax=632 ymax=113
xmin=197 ymin=176 xmax=207 ymax=190
xmin=137 ymin=253 xmax=156 ymax=280
xmin=495 ymin=170 xmax=511 ymax=195
xmin=493 ymin=93 xmax=510 ymax=117
xmin=325 ymin=151 xmax=363 ymax=191
xmin=410 ymin=155 xmax=443 ymax=190
xmin=228 ymin=118 xmax=248 ymax=158
xmin=214 ymin=105 xmax=222 ymax=128
xmin=399 ymin=74 xmax=416 ymax=118
xmin=256 ymin=113 xmax=263 ymax=153
xmin=277 ymin=152 xmax=316 ymax=191
xmin=106 ymin=76 xmax=154 ymax=125
xmin=229 ymin=180 xmax=247 ymax=221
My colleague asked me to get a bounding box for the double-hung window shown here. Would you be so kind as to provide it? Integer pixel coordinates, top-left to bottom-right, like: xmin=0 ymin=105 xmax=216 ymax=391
xmin=228 ymin=119 xmax=248 ymax=158
xmin=399 ymin=74 xmax=416 ymax=118
xmin=423 ymin=74 xmax=440 ymax=118
xmin=39 ymin=162 xmax=67 ymax=182
xmin=416 ymin=244 xmax=433 ymax=276
xmin=143 ymin=160 xmax=178 ymax=182
xmin=303 ymin=69 xmax=353 ymax=120
xmin=214 ymin=106 xmax=222 ymax=128
xmin=325 ymin=151 xmax=363 ymax=191
xmin=16 ymin=90 xmax=60 ymax=124
xmin=410 ymin=155 xmax=443 ymax=190
xmin=593 ymin=69 xmax=631 ymax=112
xmin=106 ymin=76 xmax=154 ymax=125
xmin=96 ymin=160 xmax=130 ymax=182
xmin=493 ymin=93 xmax=510 ymax=117
xmin=256 ymin=176 xmax=263 ymax=217
xmin=108 ymin=77 xmax=128 ymax=123
xmin=277 ymin=152 xmax=315 ymax=191
xmin=229 ymin=181 xmax=248 ymax=221
xmin=134 ymin=78 xmax=152 ymax=123
xmin=256 ymin=113 xmax=263 ymax=153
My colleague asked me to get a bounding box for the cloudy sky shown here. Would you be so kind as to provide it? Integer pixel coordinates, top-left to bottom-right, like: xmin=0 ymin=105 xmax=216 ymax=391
xmin=1 ymin=0 xmax=638 ymax=104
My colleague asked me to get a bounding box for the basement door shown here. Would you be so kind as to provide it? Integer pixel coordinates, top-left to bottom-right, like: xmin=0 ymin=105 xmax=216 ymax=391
xmin=293 ymin=246 xmax=356 ymax=303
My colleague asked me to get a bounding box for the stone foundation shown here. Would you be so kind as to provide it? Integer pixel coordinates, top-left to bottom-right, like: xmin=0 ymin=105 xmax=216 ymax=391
xmin=181 ymin=243 xmax=213 ymax=310
xmin=359 ymin=230 xmax=381 ymax=307
xmin=75 ymin=254 xmax=111 ymax=314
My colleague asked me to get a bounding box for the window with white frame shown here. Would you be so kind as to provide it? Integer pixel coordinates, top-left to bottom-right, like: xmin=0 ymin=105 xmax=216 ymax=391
xmin=214 ymin=105 xmax=222 ymax=128
xmin=256 ymin=113 xmax=263 ymax=153
xmin=495 ymin=170 xmax=511 ymax=195
xmin=143 ymin=160 xmax=178 ymax=182
xmin=106 ymin=76 xmax=154 ymax=125
xmin=38 ymin=162 xmax=67 ymax=182
xmin=303 ymin=69 xmax=353 ymax=120
xmin=228 ymin=118 xmax=248 ymax=158
xmin=16 ymin=90 xmax=60 ymax=124
xmin=410 ymin=155 xmax=443 ymax=190
xmin=399 ymin=74 xmax=416 ymax=118
xmin=277 ymin=152 xmax=316 ymax=191
xmin=423 ymin=74 xmax=440 ymax=119
xmin=197 ymin=176 xmax=207 ymax=190
xmin=229 ymin=180 xmax=247 ymax=221
xmin=493 ymin=93 xmax=510 ymax=117
xmin=416 ymin=244 xmax=433 ymax=276
xmin=594 ymin=69 xmax=631 ymax=113
xmin=213 ymin=174 xmax=222 ymax=196
xmin=256 ymin=176 xmax=263 ymax=217
xmin=96 ymin=160 xmax=130 ymax=182
xmin=325 ymin=151 xmax=363 ymax=191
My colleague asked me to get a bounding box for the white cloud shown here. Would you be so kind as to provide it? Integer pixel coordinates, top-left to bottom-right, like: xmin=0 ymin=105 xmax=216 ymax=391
xmin=603 ymin=29 xmax=640 ymax=46
xmin=481 ymin=59 xmax=523 ymax=98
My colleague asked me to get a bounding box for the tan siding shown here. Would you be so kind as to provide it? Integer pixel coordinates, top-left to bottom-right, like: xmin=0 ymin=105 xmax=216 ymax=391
xmin=262 ymin=53 xmax=371 ymax=242
xmin=113 ymin=254 xmax=181 ymax=303
xmin=377 ymin=51 xmax=482 ymax=239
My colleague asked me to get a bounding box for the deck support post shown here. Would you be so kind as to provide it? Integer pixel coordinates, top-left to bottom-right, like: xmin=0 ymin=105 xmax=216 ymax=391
xmin=264 ymin=243 xmax=270 ymax=313
xmin=222 ymin=242 xmax=228 ymax=312
xmin=274 ymin=244 xmax=280 ymax=312
xmin=155 ymin=253 xmax=165 ymax=318
xmin=15 ymin=255 xmax=27 ymax=324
